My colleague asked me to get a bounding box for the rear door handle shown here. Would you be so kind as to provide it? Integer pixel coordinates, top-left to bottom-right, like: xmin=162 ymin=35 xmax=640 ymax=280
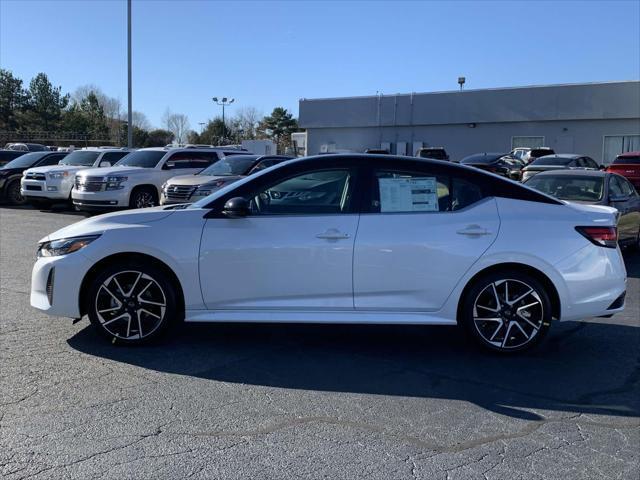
xmin=456 ymin=225 xmax=491 ymax=236
xmin=316 ymin=228 xmax=350 ymax=240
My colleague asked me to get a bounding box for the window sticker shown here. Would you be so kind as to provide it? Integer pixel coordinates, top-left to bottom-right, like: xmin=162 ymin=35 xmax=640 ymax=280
xmin=378 ymin=177 xmax=439 ymax=212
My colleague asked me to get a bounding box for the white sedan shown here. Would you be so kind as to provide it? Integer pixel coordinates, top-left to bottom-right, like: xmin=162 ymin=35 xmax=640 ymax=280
xmin=31 ymin=155 xmax=627 ymax=353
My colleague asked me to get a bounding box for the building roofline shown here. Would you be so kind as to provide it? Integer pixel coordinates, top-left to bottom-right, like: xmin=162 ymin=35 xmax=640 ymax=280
xmin=299 ymin=80 xmax=640 ymax=103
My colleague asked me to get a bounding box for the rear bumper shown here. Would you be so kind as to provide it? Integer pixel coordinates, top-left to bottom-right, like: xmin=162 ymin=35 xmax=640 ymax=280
xmin=554 ymin=244 xmax=627 ymax=321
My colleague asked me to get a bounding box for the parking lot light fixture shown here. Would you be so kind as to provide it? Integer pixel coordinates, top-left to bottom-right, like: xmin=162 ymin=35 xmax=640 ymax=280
xmin=212 ymin=97 xmax=236 ymax=144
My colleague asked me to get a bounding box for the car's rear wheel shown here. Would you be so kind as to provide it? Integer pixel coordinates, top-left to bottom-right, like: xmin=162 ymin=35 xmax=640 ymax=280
xmin=86 ymin=262 xmax=179 ymax=345
xmin=460 ymin=271 xmax=552 ymax=353
xmin=129 ymin=187 xmax=158 ymax=209
xmin=6 ymin=180 xmax=25 ymax=205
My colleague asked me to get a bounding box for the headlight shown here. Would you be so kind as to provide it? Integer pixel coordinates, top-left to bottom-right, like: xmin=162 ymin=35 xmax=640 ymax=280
xmin=49 ymin=171 xmax=69 ymax=179
xmin=37 ymin=235 xmax=100 ymax=257
xmin=105 ymin=176 xmax=128 ymax=191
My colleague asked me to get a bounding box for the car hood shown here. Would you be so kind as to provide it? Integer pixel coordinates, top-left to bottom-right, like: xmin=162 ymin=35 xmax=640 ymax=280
xmin=75 ymin=166 xmax=147 ymax=178
xmin=166 ymin=174 xmax=243 ymax=187
xmin=39 ymin=206 xmax=175 ymax=243
xmin=26 ymin=164 xmax=96 ymax=174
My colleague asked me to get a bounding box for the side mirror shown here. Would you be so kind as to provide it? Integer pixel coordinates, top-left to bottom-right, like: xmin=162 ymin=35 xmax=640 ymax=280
xmin=163 ymin=161 xmax=175 ymax=170
xmin=222 ymin=197 xmax=250 ymax=218
xmin=99 ymin=161 xmax=111 ymax=167
xmin=610 ymin=194 xmax=629 ymax=203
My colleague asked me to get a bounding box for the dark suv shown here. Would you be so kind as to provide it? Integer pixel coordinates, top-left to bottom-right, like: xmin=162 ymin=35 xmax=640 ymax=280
xmin=0 ymin=151 xmax=68 ymax=204
xmin=416 ymin=147 xmax=450 ymax=161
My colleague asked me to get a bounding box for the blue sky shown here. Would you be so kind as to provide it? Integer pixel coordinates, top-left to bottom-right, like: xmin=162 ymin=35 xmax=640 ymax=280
xmin=1 ymin=0 xmax=639 ymax=129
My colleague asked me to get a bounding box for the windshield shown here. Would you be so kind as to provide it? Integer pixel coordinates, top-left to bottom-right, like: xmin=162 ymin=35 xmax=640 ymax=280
xmin=1 ymin=152 xmax=47 ymax=169
xmin=59 ymin=151 xmax=101 ymax=166
xmin=199 ymin=155 xmax=258 ymax=176
xmin=613 ymin=155 xmax=640 ymax=165
xmin=115 ymin=150 xmax=165 ymax=168
xmin=530 ymin=156 xmax=572 ymax=166
xmin=526 ymin=175 xmax=604 ymax=202
xmin=461 ymin=153 xmax=505 ymax=164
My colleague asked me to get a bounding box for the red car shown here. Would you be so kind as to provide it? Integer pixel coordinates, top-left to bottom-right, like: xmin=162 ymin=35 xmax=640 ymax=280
xmin=607 ymin=151 xmax=640 ymax=190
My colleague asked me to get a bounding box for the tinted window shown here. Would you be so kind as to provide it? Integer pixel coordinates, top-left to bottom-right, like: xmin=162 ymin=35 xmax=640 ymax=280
xmin=200 ymin=155 xmax=258 ymax=176
xmin=530 ymin=149 xmax=554 ymax=157
xmin=59 ymin=151 xmax=101 ymax=166
xmin=613 ymin=155 xmax=640 ymax=165
xmin=618 ymin=176 xmax=635 ymax=196
xmin=249 ymin=169 xmax=352 ymax=215
xmin=1 ymin=152 xmax=47 ymax=169
xmin=609 ymin=176 xmax=625 ymax=197
xmin=101 ymin=151 xmax=130 ymax=164
xmin=584 ymin=158 xmax=599 ymax=169
xmin=530 ymin=156 xmax=573 ymax=166
xmin=452 ymin=177 xmax=484 ymax=210
xmin=39 ymin=154 xmax=65 ymax=166
xmin=526 ymin=175 xmax=604 ymax=202
xmin=166 ymin=151 xmax=219 ymax=169
xmin=116 ymin=150 xmax=165 ymax=168
xmin=460 ymin=153 xmax=506 ymax=164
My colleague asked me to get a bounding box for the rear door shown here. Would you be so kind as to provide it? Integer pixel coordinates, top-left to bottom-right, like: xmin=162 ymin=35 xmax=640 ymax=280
xmin=354 ymin=161 xmax=500 ymax=311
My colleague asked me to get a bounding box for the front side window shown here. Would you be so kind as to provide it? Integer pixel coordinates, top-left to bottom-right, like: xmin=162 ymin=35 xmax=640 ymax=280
xmin=249 ymin=169 xmax=352 ymax=215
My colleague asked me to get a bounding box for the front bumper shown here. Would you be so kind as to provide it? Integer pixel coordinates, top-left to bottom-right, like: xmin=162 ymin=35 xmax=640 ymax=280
xmin=31 ymin=252 xmax=94 ymax=318
xmin=72 ymin=188 xmax=130 ymax=210
xmin=21 ymin=176 xmax=72 ymax=200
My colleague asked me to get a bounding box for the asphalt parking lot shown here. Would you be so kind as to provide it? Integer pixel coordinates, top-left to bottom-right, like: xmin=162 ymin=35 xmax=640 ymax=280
xmin=1 ymin=206 xmax=638 ymax=480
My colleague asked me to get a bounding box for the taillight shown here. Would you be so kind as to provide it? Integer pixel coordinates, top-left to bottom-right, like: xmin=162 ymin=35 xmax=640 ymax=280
xmin=575 ymin=226 xmax=618 ymax=248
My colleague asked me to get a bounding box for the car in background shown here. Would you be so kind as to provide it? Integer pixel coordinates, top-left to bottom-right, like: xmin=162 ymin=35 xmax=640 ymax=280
xmin=606 ymin=151 xmax=640 ymax=189
xmin=31 ymin=154 xmax=627 ymax=353
xmin=459 ymin=152 xmax=522 ymax=179
xmin=4 ymin=142 xmax=50 ymax=152
xmin=20 ymin=148 xmax=131 ymax=208
xmin=72 ymin=147 xmax=252 ymax=211
xmin=161 ymin=154 xmax=293 ymax=205
xmin=524 ymin=170 xmax=640 ymax=248
xmin=416 ymin=147 xmax=450 ymax=161
xmin=520 ymin=154 xmax=601 ymax=182
xmin=0 ymin=149 xmax=26 ymax=167
xmin=0 ymin=151 xmax=68 ymax=205
xmin=510 ymin=147 xmax=555 ymax=164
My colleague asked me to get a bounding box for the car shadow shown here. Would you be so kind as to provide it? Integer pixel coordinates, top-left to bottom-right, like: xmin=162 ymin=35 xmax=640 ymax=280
xmin=68 ymin=319 xmax=640 ymax=421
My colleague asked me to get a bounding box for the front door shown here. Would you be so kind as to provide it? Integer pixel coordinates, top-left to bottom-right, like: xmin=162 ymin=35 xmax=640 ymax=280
xmin=199 ymin=167 xmax=359 ymax=310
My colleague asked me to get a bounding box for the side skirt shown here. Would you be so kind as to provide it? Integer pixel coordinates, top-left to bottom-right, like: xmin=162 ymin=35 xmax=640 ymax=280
xmin=184 ymin=309 xmax=457 ymax=325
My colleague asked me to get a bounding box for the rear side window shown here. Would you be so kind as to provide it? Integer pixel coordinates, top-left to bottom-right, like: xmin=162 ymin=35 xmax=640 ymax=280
xmin=613 ymin=155 xmax=640 ymax=165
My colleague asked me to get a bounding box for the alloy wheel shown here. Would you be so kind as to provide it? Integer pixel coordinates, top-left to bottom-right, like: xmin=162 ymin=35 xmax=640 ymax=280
xmin=134 ymin=191 xmax=156 ymax=208
xmin=94 ymin=270 xmax=167 ymax=340
xmin=472 ymin=279 xmax=544 ymax=350
xmin=8 ymin=181 xmax=24 ymax=204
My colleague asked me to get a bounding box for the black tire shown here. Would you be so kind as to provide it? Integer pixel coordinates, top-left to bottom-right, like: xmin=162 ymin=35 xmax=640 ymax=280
xmin=459 ymin=270 xmax=552 ymax=353
xmin=6 ymin=179 xmax=25 ymax=205
xmin=86 ymin=261 xmax=180 ymax=345
xmin=129 ymin=186 xmax=158 ymax=209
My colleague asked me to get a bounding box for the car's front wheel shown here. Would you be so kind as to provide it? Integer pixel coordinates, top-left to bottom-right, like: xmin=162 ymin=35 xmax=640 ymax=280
xmin=6 ymin=180 xmax=25 ymax=205
xmin=86 ymin=261 xmax=179 ymax=345
xmin=460 ymin=271 xmax=552 ymax=353
xmin=129 ymin=187 xmax=158 ymax=209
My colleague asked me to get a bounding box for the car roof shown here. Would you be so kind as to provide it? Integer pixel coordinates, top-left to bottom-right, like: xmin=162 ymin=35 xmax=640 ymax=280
xmin=532 ymin=169 xmax=607 ymax=177
xmin=536 ymin=153 xmax=583 ymax=160
xmin=618 ymin=151 xmax=640 ymax=157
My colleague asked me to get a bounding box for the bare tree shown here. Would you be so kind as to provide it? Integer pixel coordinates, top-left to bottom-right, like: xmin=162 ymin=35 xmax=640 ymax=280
xmin=233 ymin=106 xmax=262 ymax=140
xmin=131 ymin=111 xmax=151 ymax=130
xmin=162 ymin=108 xmax=190 ymax=144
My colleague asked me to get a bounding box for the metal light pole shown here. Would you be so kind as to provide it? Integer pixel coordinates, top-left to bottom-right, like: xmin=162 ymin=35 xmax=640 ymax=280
xmin=198 ymin=122 xmax=205 ymax=133
xmin=127 ymin=0 xmax=133 ymax=148
xmin=212 ymin=97 xmax=235 ymax=144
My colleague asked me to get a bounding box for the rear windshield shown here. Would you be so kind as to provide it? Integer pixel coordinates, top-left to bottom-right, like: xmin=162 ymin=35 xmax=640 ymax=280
xmin=526 ymin=175 xmax=604 ymax=202
xmin=419 ymin=149 xmax=448 ymax=159
xmin=199 ymin=155 xmax=258 ymax=176
xmin=613 ymin=155 xmax=640 ymax=165
xmin=1 ymin=152 xmax=47 ymax=169
xmin=59 ymin=151 xmax=101 ymax=166
xmin=115 ymin=150 xmax=165 ymax=168
xmin=530 ymin=156 xmax=572 ymax=166
xmin=530 ymin=149 xmax=555 ymax=157
xmin=460 ymin=153 xmax=505 ymax=164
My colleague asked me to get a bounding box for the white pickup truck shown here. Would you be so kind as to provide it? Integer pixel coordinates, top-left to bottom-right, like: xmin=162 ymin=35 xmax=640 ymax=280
xmin=72 ymin=147 xmax=251 ymax=211
xmin=21 ymin=148 xmax=131 ymax=207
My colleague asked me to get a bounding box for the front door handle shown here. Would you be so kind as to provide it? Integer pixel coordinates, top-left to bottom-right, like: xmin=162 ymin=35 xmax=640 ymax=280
xmin=456 ymin=225 xmax=491 ymax=236
xmin=316 ymin=228 xmax=350 ymax=240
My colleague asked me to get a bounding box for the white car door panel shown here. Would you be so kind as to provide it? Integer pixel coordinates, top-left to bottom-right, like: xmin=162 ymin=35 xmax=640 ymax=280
xmin=354 ymin=198 xmax=500 ymax=311
xmin=199 ymin=215 xmax=358 ymax=309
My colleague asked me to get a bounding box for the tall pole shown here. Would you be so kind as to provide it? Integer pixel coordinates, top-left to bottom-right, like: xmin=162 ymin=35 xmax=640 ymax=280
xmin=127 ymin=0 xmax=133 ymax=148
xmin=212 ymin=97 xmax=235 ymax=145
xmin=221 ymin=104 xmax=225 ymax=143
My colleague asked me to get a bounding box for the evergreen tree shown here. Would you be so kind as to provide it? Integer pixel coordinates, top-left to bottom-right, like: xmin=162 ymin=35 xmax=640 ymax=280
xmin=257 ymin=107 xmax=298 ymax=153
xmin=0 ymin=69 xmax=27 ymax=130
